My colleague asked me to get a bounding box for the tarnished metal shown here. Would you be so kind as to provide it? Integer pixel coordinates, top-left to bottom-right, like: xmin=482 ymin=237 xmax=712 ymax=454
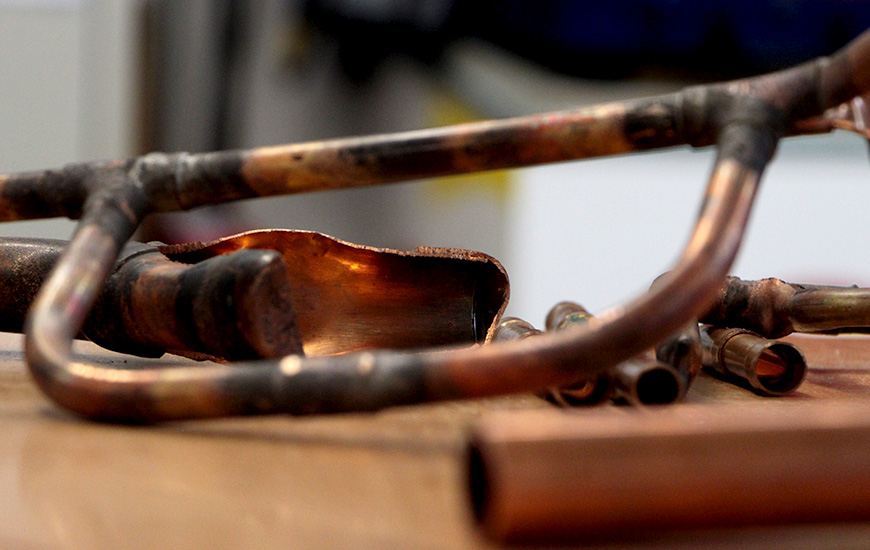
xmin=703 ymin=275 xmax=870 ymax=338
xmin=495 ymin=309 xmax=683 ymax=406
xmin=701 ymin=326 xmax=807 ymax=396
xmin=541 ymin=302 xmax=614 ymax=406
xmin=3 ymin=29 xmax=870 ymax=421
xmin=0 ymin=232 xmax=506 ymax=361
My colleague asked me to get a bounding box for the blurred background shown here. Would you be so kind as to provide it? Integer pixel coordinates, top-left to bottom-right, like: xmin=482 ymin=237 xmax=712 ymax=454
xmin=2 ymin=0 xmax=870 ymax=324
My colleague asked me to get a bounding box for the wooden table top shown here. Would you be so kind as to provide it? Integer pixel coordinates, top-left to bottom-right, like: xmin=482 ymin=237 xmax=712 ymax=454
xmin=2 ymin=331 xmax=870 ymax=549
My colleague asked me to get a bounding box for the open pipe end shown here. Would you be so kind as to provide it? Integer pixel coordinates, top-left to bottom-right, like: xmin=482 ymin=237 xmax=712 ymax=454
xmin=467 ymin=440 xmax=490 ymax=527
xmin=705 ymin=328 xmax=807 ymax=396
xmin=635 ymin=366 xmax=683 ymax=405
xmin=748 ymin=342 xmax=807 ymax=396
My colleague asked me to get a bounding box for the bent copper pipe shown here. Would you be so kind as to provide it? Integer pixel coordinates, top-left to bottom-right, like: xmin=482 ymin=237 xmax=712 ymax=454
xmin=9 ymin=30 xmax=870 ymax=421
xmin=493 ymin=316 xmax=614 ymax=406
xmin=701 ymin=326 xmax=807 ymax=396
xmin=703 ymin=276 xmax=870 ymax=338
xmin=542 ymin=302 xmax=614 ymax=406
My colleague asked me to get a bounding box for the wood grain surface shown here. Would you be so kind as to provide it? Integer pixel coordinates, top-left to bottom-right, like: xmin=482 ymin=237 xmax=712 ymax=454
xmin=2 ymin=332 xmax=870 ymax=549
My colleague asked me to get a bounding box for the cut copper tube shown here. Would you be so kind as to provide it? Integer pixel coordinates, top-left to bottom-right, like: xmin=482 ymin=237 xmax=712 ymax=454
xmin=703 ymin=275 xmax=870 ymax=338
xmin=543 ymin=303 xmax=614 ymax=406
xmin=545 ymin=301 xmax=685 ymax=405
xmin=493 ymin=316 xmax=614 ymax=406
xmin=7 ymin=30 xmax=870 ymax=421
xmin=701 ymin=326 xmax=807 ymax=396
xmin=610 ymin=355 xmax=684 ymax=405
xmin=468 ymin=405 xmax=870 ymax=543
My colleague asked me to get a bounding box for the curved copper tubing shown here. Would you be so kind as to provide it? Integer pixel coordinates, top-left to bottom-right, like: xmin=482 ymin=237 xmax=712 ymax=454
xmin=11 ymin=30 xmax=870 ymax=421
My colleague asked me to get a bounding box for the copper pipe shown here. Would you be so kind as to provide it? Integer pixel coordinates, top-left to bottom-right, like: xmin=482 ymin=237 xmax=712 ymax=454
xmin=0 ymin=232 xmax=506 ymax=361
xmin=610 ymin=355 xmax=684 ymax=405
xmin=468 ymin=405 xmax=870 ymax=543
xmin=9 ymin=30 xmax=870 ymax=421
xmin=701 ymin=326 xmax=807 ymax=396
xmin=546 ymin=301 xmax=687 ymax=404
xmin=542 ymin=303 xmax=613 ymax=405
xmin=493 ymin=316 xmax=614 ymax=406
xmin=703 ymin=275 xmax=870 ymax=338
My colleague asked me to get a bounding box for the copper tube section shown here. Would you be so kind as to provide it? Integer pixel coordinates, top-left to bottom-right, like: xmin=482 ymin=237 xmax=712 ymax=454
xmin=493 ymin=316 xmax=614 ymax=406
xmin=703 ymin=276 xmax=870 ymax=338
xmin=13 ymin=29 xmax=870 ymax=421
xmin=701 ymin=327 xmax=807 ymax=396
xmin=468 ymin=406 xmax=870 ymax=543
xmin=545 ymin=302 xmax=684 ymax=405
xmin=610 ymin=356 xmax=684 ymax=405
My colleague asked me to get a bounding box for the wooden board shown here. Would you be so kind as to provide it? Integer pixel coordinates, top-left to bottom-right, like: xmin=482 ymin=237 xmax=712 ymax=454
xmin=1 ymin=332 xmax=870 ymax=549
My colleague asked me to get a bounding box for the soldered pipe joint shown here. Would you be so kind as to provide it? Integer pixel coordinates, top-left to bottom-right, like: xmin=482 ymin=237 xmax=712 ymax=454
xmin=703 ymin=327 xmax=806 ymax=396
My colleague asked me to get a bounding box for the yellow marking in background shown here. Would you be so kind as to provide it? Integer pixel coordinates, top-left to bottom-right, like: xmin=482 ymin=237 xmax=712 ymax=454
xmin=426 ymin=89 xmax=513 ymax=204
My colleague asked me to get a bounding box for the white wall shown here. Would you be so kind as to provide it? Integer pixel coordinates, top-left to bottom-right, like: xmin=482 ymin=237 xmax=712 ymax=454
xmin=0 ymin=0 xmax=140 ymax=239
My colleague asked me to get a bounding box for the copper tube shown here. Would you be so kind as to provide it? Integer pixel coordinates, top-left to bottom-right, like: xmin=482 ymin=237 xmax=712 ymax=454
xmin=0 ymin=234 xmax=505 ymax=361
xmin=545 ymin=302 xmax=683 ymax=405
xmin=493 ymin=315 xmax=613 ymax=406
xmin=610 ymin=355 xmax=684 ymax=405
xmin=654 ymin=322 xmax=702 ymax=393
xmin=542 ymin=302 xmax=614 ymax=405
xmin=703 ymin=275 xmax=870 ymax=338
xmin=8 ymin=30 xmax=870 ymax=421
xmin=701 ymin=326 xmax=807 ymax=396
xmin=468 ymin=405 xmax=870 ymax=543
xmin=491 ymin=317 xmax=540 ymax=342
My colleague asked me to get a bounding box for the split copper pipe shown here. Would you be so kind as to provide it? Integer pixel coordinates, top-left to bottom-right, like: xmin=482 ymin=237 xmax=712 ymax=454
xmin=6 ymin=30 xmax=870 ymax=421
xmin=703 ymin=275 xmax=870 ymax=338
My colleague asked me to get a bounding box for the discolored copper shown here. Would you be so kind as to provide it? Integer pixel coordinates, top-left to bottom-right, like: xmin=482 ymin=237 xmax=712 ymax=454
xmin=160 ymin=230 xmax=508 ymax=356
xmin=703 ymin=276 xmax=870 ymax=338
xmin=4 ymin=29 xmax=870 ymax=421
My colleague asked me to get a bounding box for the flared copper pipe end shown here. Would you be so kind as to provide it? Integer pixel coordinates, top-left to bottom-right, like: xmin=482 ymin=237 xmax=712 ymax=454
xmin=703 ymin=327 xmax=807 ymax=396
